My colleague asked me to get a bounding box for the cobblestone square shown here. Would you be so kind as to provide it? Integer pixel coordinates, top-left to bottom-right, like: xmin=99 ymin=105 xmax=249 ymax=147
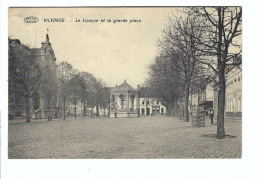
xmin=8 ymin=116 xmax=241 ymax=159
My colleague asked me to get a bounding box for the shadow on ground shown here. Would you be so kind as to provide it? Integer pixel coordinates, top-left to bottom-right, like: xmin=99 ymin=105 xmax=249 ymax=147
xmin=202 ymin=134 xmax=237 ymax=139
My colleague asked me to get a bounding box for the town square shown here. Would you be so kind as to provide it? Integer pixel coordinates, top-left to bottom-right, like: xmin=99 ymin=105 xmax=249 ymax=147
xmin=9 ymin=116 xmax=241 ymax=159
xmin=7 ymin=7 xmax=242 ymax=159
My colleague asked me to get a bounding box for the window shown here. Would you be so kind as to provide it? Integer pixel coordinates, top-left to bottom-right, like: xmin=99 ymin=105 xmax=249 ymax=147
xmin=119 ymin=94 xmax=125 ymax=110
xmin=142 ymin=100 xmax=144 ymax=105
xmin=234 ymin=78 xmax=236 ymax=82
xmin=238 ymin=77 xmax=240 ymax=81
xmin=157 ymin=101 xmax=159 ymax=105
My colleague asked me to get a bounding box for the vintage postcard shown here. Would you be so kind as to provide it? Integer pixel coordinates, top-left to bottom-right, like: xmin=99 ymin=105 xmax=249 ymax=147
xmin=8 ymin=7 xmax=242 ymax=159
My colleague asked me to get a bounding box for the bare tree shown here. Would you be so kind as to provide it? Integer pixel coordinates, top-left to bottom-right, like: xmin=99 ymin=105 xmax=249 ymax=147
xmin=189 ymin=7 xmax=242 ymax=138
xmin=85 ymin=77 xmax=99 ymax=118
xmin=158 ymin=14 xmax=205 ymax=121
xmin=57 ymin=61 xmax=77 ymax=119
xmin=68 ymin=74 xmax=86 ymax=119
xmin=94 ymin=79 xmax=105 ymax=117
xmin=146 ymin=54 xmax=183 ymax=116
xmin=79 ymin=71 xmax=97 ymax=118
xmin=99 ymin=86 xmax=110 ymax=117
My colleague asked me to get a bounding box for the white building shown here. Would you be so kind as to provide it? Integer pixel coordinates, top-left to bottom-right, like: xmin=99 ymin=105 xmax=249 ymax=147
xmin=225 ymin=65 xmax=242 ymax=118
xmin=139 ymin=97 xmax=166 ymax=116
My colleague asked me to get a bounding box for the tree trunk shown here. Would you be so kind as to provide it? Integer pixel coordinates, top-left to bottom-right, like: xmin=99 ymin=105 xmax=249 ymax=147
xmin=96 ymin=105 xmax=99 ymax=117
xmin=47 ymin=99 xmax=52 ymax=121
xmin=63 ymin=96 xmax=66 ymax=120
xmin=166 ymin=105 xmax=171 ymax=116
xmin=91 ymin=107 xmax=93 ymax=118
xmin=173 ymin=98 xmax=177 ymax=117
xmin=217 ymin=63 xmax=226 ymax=138
xmin=166 ymin=101 xmax=175 ymax=116
xmin=172 ymin=97 xmax=177 ymax=117
xmin=216 ymin=7 xmax=225 ymax=138
xmin=169 ymin=102 xmax=175 ymax=116
xmin=83 ymin=101 xmax=86 ymax=118
xmin=174 ymin=98 xmax=178 ymax=117
xmin=166 ymin=105 xmax=170 ymax=116
xmin=74 ymin=99 xmax=77 ymax=119
xmin=25 ymin=96 xmax=31 ymax=122
xmin=184 ymin=84 xmax=190 ymax=122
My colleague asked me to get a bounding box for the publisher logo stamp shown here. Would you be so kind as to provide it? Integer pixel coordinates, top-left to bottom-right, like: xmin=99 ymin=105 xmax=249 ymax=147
xmin=24 ymin=16 xmax=39 ymax=23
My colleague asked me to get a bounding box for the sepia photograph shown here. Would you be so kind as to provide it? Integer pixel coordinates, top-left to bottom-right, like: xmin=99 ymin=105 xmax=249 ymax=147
xmin=8 ymin=7 xmax=242 ymax=159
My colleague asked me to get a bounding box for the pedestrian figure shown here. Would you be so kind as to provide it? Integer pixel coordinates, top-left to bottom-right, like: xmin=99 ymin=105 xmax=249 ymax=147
xmin=114 ymin=112 xmax=117 ymax=118
xmin=210 ymin=109 xmax=214 ymax=124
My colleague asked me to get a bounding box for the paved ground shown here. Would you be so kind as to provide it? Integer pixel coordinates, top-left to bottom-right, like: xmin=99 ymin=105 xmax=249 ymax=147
xmin=8 ymin=116 xmax=241 ymax=159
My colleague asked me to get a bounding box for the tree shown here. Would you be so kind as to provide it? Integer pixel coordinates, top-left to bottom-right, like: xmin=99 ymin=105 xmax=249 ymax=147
xmin=40 ymin=55 xmax=57 ymax=121
xmin=146 ymin=54 xmax=183 ymax=116
xmin=99 ymin=86 xmax=111 ymax=117
xmin=94 ymin=80 xmax=105 ymax=117
xmin=57 ymin=61 xmax=76 ymax=119
xmin=68 ymin=74 xmax=86 ymax=119
xmin=9 ymin=39 xmax=42 ymax=122
xmin=189 ymin=7 xmax=242 ymax=138
xmin=79 ymin=73 xmax=99 ymax=118
xmin=157 ymin=14 xmax=205 ymax=121
xmin=79 ymin=71 xmax=96 ymax=118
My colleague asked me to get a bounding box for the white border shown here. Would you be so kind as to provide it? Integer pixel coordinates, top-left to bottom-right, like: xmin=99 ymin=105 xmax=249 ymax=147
xmin=2 ymin=1 xmax=260 ymax=179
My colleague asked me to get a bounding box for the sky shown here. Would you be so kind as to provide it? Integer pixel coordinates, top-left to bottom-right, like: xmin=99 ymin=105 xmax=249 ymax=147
xmin=9 ymin=7 xmax=180 ymax=88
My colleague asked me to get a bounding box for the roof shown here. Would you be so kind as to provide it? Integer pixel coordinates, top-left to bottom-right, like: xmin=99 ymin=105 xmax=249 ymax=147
xmin=117 ymin=80 xmax=136 ymax=91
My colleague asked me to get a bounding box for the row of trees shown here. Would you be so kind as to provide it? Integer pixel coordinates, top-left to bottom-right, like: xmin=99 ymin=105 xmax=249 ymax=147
xmin=9 ymin=38 xmax=109 ymax=122
xmin=145 ymin=7 xmax=242 ymax=138
xmin=57 ymin=61 xmax=109 ymax=120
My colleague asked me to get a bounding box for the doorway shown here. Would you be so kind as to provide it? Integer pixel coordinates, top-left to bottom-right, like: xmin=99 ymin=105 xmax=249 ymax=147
xmin=146 ymin=108 xmax=150 ymax=116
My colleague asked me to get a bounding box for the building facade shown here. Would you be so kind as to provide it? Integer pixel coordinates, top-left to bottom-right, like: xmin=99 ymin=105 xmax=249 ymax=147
xmin=9 ymin=34 xmax=58 ymax=119
xmin=190 ymin=65 xmax=242 ymax=120
xmin=225 ymin=66 xmax=242 ymax=118
xmin=139 ymin=97 xmax=167 ymax=116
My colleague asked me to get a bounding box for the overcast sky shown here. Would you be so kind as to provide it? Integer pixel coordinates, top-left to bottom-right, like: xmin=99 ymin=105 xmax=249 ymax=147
xmin=9 ymin=8 xmax=180 ymax=88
